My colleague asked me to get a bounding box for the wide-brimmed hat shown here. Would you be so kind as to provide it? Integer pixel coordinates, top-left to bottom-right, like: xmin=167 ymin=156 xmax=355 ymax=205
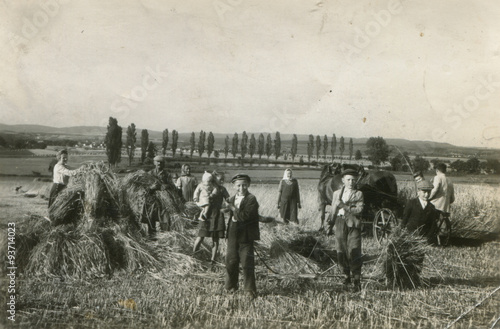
xmin=231 ymin=173 xmax=251 ymax=184
xmin=341 ymin=169 xmax=358 ymax=177
xmin=417 ymin=180 xmax=433 ymax=191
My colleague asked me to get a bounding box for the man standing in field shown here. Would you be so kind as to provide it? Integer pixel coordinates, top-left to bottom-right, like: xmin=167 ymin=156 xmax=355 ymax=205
xmin=330 ymin=169 xmax=364 ymax=292
xmin=429 ymin=163 xmax=455 ymax=217
xmin=144 ymin=156 xmax=174 ymax=236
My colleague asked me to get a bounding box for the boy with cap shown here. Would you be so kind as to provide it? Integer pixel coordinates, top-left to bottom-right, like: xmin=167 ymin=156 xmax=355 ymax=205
xmin=330 ymin=169 xmax=364 ymax=292
xmin=225 ymin=174 xmax=260 ymax=299
xmin=402 ymin=180 xmax=439 ymax=243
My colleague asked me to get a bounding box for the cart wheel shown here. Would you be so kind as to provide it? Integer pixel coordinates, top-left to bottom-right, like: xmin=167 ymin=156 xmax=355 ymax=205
xmin=373 ymin=208 xmax=397 ymax=245
xmin=436 ymin=214 xmax=451 ymax=246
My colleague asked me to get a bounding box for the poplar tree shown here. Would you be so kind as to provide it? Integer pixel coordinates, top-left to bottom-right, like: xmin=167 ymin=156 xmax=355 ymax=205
xmin=105 ymin=117 xmax=122 ymax=167
xmin=126 ymin=123 xmax=136 ymax=166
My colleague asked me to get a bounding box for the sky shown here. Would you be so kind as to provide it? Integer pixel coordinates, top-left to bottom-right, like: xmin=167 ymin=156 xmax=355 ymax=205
xmin=1 ymin=0 xmax=500 ymax=149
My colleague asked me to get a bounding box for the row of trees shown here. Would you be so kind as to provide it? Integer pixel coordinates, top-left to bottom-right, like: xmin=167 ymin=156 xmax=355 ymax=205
xmin=107 ymin=118 xmax=498 ymax=174
xmin=105 ymin=117 xmax=377 ymax=167
xmin=305 ymin=134 xmax=361 ymax=163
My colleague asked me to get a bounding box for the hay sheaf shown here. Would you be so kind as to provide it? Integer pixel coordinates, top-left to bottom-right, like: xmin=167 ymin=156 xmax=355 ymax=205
xmin=377 ymin=226 xmax=432 ymax=290
xmin=120 ymin=171 xmax=185 ymax=224
xmin=257 ymin=225 xmax=333 ymax=275
xmin=48 ymin=162 xmax=121 ymax=226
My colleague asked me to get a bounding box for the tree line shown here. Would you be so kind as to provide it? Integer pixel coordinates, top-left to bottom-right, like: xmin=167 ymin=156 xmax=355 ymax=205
xmin=104 ymin=117 xmax=499 ymax=175
xmin=105 ymin=117 xmax=369 ymax=167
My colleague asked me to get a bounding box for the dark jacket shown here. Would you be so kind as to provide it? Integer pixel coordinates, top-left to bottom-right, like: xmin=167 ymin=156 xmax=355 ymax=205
xmin=402 ymin=198 xmax=439 ymax=242
xmin=227 ymin=193 xmax=260 ymax=242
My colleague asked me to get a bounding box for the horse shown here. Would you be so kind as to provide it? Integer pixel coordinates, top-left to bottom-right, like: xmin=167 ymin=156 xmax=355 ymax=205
xmin=317 ymin=164 xmax=398 ymax=233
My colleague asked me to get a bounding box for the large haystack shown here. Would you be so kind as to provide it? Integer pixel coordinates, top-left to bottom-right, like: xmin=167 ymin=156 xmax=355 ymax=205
xmin=14 ymin=162 xmax=194 ymax=280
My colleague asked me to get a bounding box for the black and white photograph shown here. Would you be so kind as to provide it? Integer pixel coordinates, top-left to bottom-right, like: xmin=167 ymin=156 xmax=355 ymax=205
xmin=1 ymin=1 xmax=499 ymax=328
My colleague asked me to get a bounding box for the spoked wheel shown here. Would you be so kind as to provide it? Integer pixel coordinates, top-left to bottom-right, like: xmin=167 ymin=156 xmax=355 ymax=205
xmin=436 ymin=214 xmax=451 ymax=246
xmin=373 ymin=208 xmax=397 ymax=245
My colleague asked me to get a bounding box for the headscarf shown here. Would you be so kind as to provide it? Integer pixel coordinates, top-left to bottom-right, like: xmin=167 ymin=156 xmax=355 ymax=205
xmin=282 ymin=168 xmax=292 ymax=180
xmin=181 ymin=164 xmax=191 ymax=176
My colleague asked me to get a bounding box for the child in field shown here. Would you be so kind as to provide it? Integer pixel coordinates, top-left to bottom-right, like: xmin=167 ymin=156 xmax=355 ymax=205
xmin=193 ymin=172 xmax=218 ymax=221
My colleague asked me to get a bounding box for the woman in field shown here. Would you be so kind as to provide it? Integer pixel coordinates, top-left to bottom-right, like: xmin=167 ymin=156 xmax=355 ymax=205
xmin=48 ymin=149 xmax=81 ymax=207
xmin=277 ymin=168 xmax=301 ymax=224
xmin=176 ymin=164 xmax=198 ymax=202
xmin=225 ymin=173 xmax=260 ymax=299
xmin=192 ymin=171 xmax=230 ymax=264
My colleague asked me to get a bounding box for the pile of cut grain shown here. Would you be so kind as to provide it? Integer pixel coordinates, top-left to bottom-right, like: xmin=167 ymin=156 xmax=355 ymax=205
xmin=376 ymin=226 xmax=431 ymax=289
xmin=12 ymin=163 xmax=198 ymax=280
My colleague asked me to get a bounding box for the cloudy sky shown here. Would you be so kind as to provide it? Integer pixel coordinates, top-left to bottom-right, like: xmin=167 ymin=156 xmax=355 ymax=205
xmin=1 ymin=0 xmax=499 ymax=148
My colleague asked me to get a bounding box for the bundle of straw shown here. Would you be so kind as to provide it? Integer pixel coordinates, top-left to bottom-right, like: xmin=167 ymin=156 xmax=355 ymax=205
xmin=48 ymin=162 xmax=121 ymax=227
xmin=48 ymin=187 xmax=84 ymax=226
xmin=258 ymin=225 xmax=332 ymax=275
xmin=25 ymin=225 xmax=110 ymax=279
xmin=120 ymin=171 xmax=186 ymax=230
xmin=378 ymin=226 xmax=432 ymax=289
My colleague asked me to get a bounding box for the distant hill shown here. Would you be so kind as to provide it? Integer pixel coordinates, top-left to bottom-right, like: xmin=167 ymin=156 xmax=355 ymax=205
xmin=1 ymin=123 xmax=498 ymax=158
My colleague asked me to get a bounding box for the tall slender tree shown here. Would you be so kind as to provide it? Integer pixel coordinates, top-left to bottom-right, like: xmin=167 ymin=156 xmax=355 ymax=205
xmin=141 ymin=129 xmax=149 ymax=163
xmin=274 ymin=131 xmax=281 ymax=160
xmin=307 ymin=134 xmax=314 ymax=162
xmin=241 ymin=131 xmax=248 ymax=159
xmin=171 ymin=130 xmax=178 ymax=157
xmin=323 ymin=135 xmax=328 ymax=160
xmin=339 ymin=136 xmax=345 ymax=161
xmin=207 ymin=132 xmax=215 ymax=158
xmin=224 ymin=135 xmax=230 ymax=158
xmin=355 ymin=150 xmax=362 ymax=161
xmin=331 ymin=134 xmax=337 ymax=161
xmin=315 ymin=135 xmax=321 ymax=160
xmin=257 ymin=133 xmax=265 ymax=159
xmin=231 ymin=133 xmax=239 ymax=158
xmin=189 ymin=132 xmax=196 ymax=157
xmin=198 ymin=130 xmax=206 ymax=157
xmin=162 ymin=129 xmax=169 ymax=156
xmin=265 ymin=134 xmax=273 ymax=159
xmin=249 ymin=134 xmax=256 ymax=158
xmin=126 ymin=123 xmax=136 ymax=166
xmin=105 ymin=117 xmax=122 ymax=167
xmin=146 ymin=141 xmax=156 ymax=160
xmin=291 ymin=134 xmax=298 ymax=162
xmin=348 ymin=138 xmax=354 ymax=161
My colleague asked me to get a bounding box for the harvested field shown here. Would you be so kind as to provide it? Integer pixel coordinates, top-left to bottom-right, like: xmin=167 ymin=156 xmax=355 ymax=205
xmin=0 ymin=171 xmax=499 ymax=328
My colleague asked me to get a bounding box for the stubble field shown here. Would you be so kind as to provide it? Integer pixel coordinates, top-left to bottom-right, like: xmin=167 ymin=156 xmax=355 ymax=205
xmin=0 ymin=174 xmax=499 ymax=329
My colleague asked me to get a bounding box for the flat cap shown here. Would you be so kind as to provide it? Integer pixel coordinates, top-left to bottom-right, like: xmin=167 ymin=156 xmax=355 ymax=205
xmin=417 ymin=180 xmax=433 ymax=190
xmin=231 ymin=173 xmax=251 ymax=184
xmin=341 ymin=168 xmax=358 ymax=177
xmin=153 ymin=155 xmax=164 ymax=161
